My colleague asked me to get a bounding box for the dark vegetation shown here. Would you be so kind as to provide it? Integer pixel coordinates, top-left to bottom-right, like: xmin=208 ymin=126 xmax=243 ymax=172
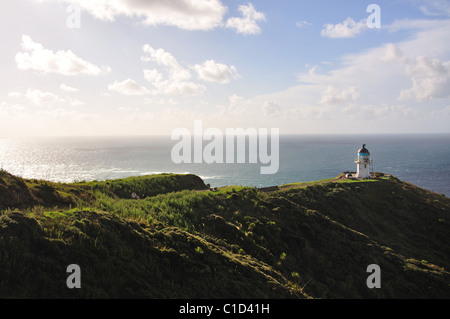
xmin=0 ymin=169 xmax=449 ymax=299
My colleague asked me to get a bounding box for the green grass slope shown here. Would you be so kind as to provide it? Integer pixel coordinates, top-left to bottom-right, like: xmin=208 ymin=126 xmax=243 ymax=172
xmin=0 ymin=169 xmax=208 ymax=211
xmin=0 ymin=171 xmax=449 ymax=299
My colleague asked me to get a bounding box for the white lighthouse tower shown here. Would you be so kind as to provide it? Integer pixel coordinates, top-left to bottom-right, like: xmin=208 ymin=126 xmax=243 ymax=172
xmin=355 ymin=144 xmax=372 ymax=179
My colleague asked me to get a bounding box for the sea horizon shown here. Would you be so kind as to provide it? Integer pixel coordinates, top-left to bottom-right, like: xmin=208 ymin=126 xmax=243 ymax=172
xmin=1 ymin=133 xmax=449 ymax=197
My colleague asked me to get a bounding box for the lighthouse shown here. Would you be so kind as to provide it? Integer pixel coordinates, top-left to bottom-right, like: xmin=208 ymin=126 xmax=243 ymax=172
xmin=355 ymin=144 xmax=372 ymax=179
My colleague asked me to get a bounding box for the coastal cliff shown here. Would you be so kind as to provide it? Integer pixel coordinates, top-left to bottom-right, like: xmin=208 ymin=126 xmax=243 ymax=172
xmin=0 ymin=170 xmax=449 ymax=299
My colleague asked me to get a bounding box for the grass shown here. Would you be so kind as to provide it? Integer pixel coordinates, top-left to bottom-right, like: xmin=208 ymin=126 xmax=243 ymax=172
xmin=82 ymin=173 xmax=209 ymax=199
xmin=0 ymin=170 xmax=208 ymax=212
xmin=279 ymin=175 xmax=380 ymax=190
xmin=0 ymin=170 xmax=449 ymax=299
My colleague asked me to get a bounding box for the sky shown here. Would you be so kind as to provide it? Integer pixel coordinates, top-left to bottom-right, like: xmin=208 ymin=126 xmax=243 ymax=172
xmin=1 ymin=0 xmax=450 ymax=136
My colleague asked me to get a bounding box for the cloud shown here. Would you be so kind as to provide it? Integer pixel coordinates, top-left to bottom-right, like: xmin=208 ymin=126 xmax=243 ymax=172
xmin=142 ymin=45 xmax=207 ymax=96
xmin=386 ymin=18 xmax=448 ymax=34
xmin=225 ymin=3 xmax=266 ymax=35
xmin=296 ymin=20 xmax=312 ymax=28
xmin=142 ymin=45 xmax=192 ymax=83
xmin=340 ymin=104 xmax=418 ymax=119
xmin=39 ymin=0 xmax=227 ymax=30
xmin=108 ymin=79 xmax=150 ymax=96
xmin=60 ymin=84 xmax=79 ymax=92
xmin=15 ymin=35 xmax=111 ymax=76
xmin=153 ymin=80 xmax=205 ymax=96
xmin=143 ymin=69 xmax=163 ymax=84
xmin=321 ymin=17 xmax=367 ymax=38
xmin=374 ymin=40 xmax=450 ymax=102
xmin=431 ymin=105 xmax=450 ymax=117
xmin=0 ymin=102 xmax=26 ymax=115
xmin=22 ymin=88 xmax=84 ymax=106
xmin=320 ymin=85 xmax=359 ymax=105
xmin=194 ymin=60 xmax=240 ymax=84
xmin=241 ymin=18 xmax=450 ymax=131
xmin=142 ymin=45 xmax=181 ymax=70
xmin=143 ymin=97 xmax=178 ymax=106
xmin=217 ymin=94 xmax=251 ymax=118
xmin=66 ymin=97 xmax=84 ymax=106
xmin=25 ymin=89 xmax=64 ymax=106
xmin=263 ymin=101 xmax=282 ymax=117
xmin=142 ymin=46 xmax=239 ymax=94
xmin=417 ymin=0 xmax=450 ymax=16
xmin=380 ymin=43 xmax=405 ymax=63
xmin=399 ymin=56 xmax=450 ymax=102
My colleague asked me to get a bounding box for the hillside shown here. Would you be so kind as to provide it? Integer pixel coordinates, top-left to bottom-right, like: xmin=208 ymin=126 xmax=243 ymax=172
xmin=0 ymin=170 xmax=208 ymax=211
xmin=0 ymin=170 xmax=449 ymax=299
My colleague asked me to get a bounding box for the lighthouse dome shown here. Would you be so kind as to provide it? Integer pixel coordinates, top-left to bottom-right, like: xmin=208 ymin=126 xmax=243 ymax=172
xmin=358 ymin=144 xmax=370 ymax=155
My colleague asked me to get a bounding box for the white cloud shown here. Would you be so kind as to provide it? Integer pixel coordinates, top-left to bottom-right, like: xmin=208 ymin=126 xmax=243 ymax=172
xmin=380 ymin=43 xmax=405 ymax=63
xmin=142 ymin=46 xmax=239 ymax=94
xmin=399 ymin=56 xmax=450 ymax=102
xmin=340 ymin=104 xmax=418 ymax=119
xmin=39 ymin=0 xmax=227 ymax=30
xmin=25 ymin=89 xmax=64 ymax=106
xmin=142 ymin=45 xmax=192 ymax=83
xmin=321 ymin=17 xmax=367 ymax=38
xmin=22 ymin=88 xmax=84 ymax=106
xmin=373 ymin=40 xmax=450 ymax=102
xmin=154 ymin=80 xmax=205 ymax=96
xmin=60 ymin=84 xmax=79 ymax=93
xmin=66 ymin=97 xmax=84 ymax=106
xmin=225 ymin=3 xmax=266 ymax=35
xmin=263 ymin=101 xmax=282 ymax=118
xmin=320 ymin=85 xmax=359 ymax=105
xmin=15 ymin=35 xmax=110 ymax=76
xmin=217 ymin=94 xmax=251 ymax=118
xmin=143 ymin=69 xmax=163 ymax=84
xmin=108 ymin=79 xmax=150 ymax=96
xmin=239 ymin=19 xmax=450 ymax=132
xmin=142 ymin=45 xmax=181 ymax=70
xmin=194 ymin=60 xmax=240 ymax=84
xmin=386 ymin=19 xmax=450 ymax=36
xmin=144 ymin=97 xmax=178 ymax=106
xmin=431 ymin=105 xmax=450 ymax=117
xmin=296 ymin=20 xmax=312 ymax=28
xmin=0 ymin=102 xmax=26 ymax=113
xmin=417 ymin=0 xmax=450 ymax=16
xmin=142 ymin=45 xmax=205 ymax=96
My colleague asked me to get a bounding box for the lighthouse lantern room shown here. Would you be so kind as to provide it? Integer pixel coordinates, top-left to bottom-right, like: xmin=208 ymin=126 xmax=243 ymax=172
xmin=355 ymin=144 xmax=372 ymax=179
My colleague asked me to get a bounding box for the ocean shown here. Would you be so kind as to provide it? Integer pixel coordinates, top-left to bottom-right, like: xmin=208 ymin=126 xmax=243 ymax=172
xmin=0 ymin=134 xmax=449 ymax=197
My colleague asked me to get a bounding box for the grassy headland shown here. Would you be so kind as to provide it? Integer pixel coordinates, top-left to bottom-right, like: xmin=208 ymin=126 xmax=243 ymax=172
xmin=0 ymin=169 xmax=449 ymax=299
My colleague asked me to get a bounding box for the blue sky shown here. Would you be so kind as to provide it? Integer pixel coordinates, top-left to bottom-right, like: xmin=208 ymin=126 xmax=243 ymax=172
xmin=1 ymin=0 xmax=450 ymax=136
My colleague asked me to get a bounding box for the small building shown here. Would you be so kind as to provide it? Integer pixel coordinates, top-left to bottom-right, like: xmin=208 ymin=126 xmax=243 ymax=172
xmin=354 ymin=144 xmax=373 ymax=179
